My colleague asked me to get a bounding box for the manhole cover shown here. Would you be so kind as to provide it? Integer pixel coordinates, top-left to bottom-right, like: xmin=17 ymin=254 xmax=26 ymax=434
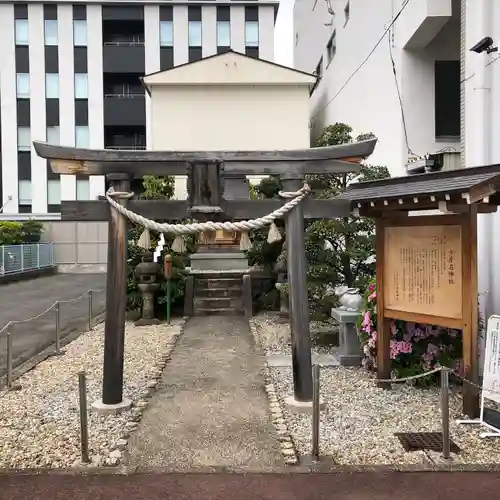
xmin=395 ymin=432 xmax=461 ymax=453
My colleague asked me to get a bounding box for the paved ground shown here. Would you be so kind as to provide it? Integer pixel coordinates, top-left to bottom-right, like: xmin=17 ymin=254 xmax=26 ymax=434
xmin=2 ymin=472 xmax=500 ymax=500
xmin=0 ymin=273 xmax=106 ymax=378
xmin=127 ymin=316 xmax=283 ymax=471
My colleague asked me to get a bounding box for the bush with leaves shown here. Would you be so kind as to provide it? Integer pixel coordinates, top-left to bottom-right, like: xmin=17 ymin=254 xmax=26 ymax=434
xmin=126 ymin=175 xmax=195 ymax=316
xmin=0 ymin=220 xmax=45 ymax=246
xmin=248 ymin=123 xmax=390 ymax=320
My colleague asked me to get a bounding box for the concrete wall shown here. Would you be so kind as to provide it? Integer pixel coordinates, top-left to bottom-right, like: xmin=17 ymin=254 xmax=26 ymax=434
xmin=41 ymin=221 xmax=107 ymax=272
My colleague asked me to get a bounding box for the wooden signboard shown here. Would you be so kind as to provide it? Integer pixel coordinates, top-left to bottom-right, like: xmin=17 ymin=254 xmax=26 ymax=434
xmin=376 ymin=213 xmax=479 ymax=417
xmin=383 ymin=223 xmax=463 ymax=324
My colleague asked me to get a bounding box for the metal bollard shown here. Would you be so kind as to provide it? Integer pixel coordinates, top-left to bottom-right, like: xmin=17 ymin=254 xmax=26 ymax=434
xmin=78 ymin=371 xmax=90 ymax=463
xmin=88 ymin=290 xmax=93 ymax=330
xmin=311 ymin=364 xmax=321 ymax=461
xmin=6 ymin=331 xmax=13 ymax=389
xmin=440 ymin=367 xmax=451 ymax=460
xmin=55 ymin=301 xmax=61 ymax=355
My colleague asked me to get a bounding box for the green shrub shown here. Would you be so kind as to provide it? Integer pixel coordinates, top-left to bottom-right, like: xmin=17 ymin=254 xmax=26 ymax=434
xmin=0 ymin=221 xmax=23 ymax=245
xmin=21 ymin=220 xmax=44 ymax=243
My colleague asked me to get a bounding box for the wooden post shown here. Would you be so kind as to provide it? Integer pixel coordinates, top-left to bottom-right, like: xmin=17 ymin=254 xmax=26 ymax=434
xmin=461 ymin=207 xmax=479 ymax=418
xmin=282 ymin=175 xmax=313 ymax=402
xmin=375 ymin=218 xmax=391 ymax=388
xmin=102 ymin=174 xmax=130 ymax=406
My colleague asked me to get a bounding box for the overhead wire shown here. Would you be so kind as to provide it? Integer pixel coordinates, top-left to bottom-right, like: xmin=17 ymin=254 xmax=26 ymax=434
xmin=310 ymin=0 xmax=413 ymax=123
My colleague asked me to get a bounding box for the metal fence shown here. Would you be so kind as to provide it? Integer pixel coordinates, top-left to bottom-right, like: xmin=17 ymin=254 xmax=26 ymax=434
xmin=0 ymin=243 xmax=54 ymax=275
xmin=0 ymin=288 xmax=106 ymax=389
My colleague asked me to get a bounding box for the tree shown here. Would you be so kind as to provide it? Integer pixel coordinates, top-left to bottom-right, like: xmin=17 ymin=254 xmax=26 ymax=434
xmin=306 ymin=123 xmax=389 ymax=293
xmin=251 ymin=122 xmax=390 ymax=320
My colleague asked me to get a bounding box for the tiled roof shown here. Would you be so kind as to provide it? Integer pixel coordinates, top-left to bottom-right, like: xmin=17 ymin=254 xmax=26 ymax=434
xmin=335 ymin=166 xmax=500 ymax=203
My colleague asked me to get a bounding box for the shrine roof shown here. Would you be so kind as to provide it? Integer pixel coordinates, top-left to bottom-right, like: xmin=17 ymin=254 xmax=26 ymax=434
xmin=335 ymin=165 xmax=500 ymax=205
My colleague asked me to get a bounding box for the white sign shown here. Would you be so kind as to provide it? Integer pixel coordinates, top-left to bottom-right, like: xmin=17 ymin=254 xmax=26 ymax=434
xmin=482 ymin=316 xmax=500 ymax=404
xmin=457 ymin=315 xmax=500 ymax=438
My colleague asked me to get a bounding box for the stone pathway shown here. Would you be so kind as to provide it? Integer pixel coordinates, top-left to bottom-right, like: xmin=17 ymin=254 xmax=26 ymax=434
xmin=126 ymin=316 xmax=283 ymax=471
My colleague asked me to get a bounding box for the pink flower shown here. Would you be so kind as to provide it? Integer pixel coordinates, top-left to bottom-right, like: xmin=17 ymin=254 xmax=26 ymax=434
xmin=369 ymin=283 xmax=375 ymax=293
xmin=362 ymin=310 xmax=371 ymax=333
xmin=368 ymin=292 xmax=376 ymax=302
xmin=390 ymin=340 xmax=412 ymax=359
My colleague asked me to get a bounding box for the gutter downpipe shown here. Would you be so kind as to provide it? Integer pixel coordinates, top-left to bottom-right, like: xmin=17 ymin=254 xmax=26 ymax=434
xmin=474 ymin=0 xmax=493 ymax=373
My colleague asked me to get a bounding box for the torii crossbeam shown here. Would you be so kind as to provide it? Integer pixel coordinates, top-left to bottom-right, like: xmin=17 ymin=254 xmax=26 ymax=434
xmin=34 ymin=139 xmax=377 ymax=411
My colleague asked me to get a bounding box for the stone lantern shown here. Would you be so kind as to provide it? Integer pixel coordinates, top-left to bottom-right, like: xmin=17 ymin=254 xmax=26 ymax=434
xmin=275 ymin=250 xmax=289 ymax=320
xmin=135 ymin=250 xmax=161 ymax=326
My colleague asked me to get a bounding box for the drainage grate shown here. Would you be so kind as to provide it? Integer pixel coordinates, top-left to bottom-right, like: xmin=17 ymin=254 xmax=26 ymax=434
xmin=395 ymin=432 xmax=461 ymax=453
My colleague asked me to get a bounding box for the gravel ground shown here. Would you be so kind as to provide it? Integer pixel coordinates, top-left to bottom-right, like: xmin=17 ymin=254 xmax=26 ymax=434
xmin=251 ymin=313 xmax=500 ymax=466
xmin=0 ymin=320 xmax=182 ymax=469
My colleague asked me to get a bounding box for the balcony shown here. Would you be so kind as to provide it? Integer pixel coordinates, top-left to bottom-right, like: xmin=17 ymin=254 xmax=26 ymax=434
xmin=102 ymin=40 xmax=145 ymax=73
xmin=398 ymin=0 xmax=453 ymax=49
xmin=105 ymin=126 xmax=146 ymax=151
xmin=103 ymin=93 xmax=146 ymax=127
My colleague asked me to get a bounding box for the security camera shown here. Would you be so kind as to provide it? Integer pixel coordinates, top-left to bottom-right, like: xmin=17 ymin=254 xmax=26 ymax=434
xmin=470 ymin=36 xmax=498 ymax=54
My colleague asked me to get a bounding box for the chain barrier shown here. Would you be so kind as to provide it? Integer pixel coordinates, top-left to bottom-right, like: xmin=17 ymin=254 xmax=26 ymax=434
xmin=105 ymin=183 xmax=312 ymax=235
xmin=310 ymin=364 xmax=500 ymax=462
xmin=1 ymin=288 xmax=106 ymax=391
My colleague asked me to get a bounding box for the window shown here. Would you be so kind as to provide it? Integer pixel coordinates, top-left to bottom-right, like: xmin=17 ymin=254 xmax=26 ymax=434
xmin=17 ymin=127 xmax=31 ymax=151
xmin=344 ymin=1 xmax=350 ymax=26
xmin=315 ymin=57 xmax=323 ymax=79
xmin=435 ymin=61 xmax=460 ymax=138
xmin=245 ymin=21 xmax=259 ymax=47
xmin=76 ymin=178 xmax=90 ymax=200
xmin=47 ymin=179 xmax=61 ymax=205
xmin=188 ymin=21 xmax=202 ymax=46
xmin=46 ymin=126 xmax=60 ymax=145
xmin=74 ymin=73 xmax=88 ymax=99
xmin=217 ymin=21 xmax=230 ymax=47
xmin=75 ymin=126 xmax=89 ymax=148
xmin=44 ymin=19 xmax=58 ymax=46
xmin=326 ymin=30 xmax=336 ymax=64
xmin=16 ymin=73 xmax=30 ymax=98
xmin=15 ymin=19 xmax=29 ymax=45
xmin=160 ymin=21 xmax=173 ymax=47
xmin=18 ymin=180 xmax=32 ymax=205
xmin=73 ymin=20 xmax=87 ymax=46
xmin=45 ymin=74 xmax=59 ymax=99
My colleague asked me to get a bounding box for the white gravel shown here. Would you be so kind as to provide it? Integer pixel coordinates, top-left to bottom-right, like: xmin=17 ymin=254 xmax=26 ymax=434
xmin=0 ymin=320 xmax=182 ymax=469
xmin=251 ymin=313 xmax=500 ymax=467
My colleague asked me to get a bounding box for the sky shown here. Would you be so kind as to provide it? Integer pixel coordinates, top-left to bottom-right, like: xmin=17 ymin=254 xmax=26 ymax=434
xmin=274 ymin=0 xmax=294 ymax=67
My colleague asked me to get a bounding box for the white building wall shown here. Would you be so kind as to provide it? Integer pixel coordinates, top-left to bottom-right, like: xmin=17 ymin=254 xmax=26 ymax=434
xmin=0 ymin=3 xmax=19 ymax=213
xmin=306 ymin=0 xmax=406 ymax=174
xmin=58 ymin=3 xmax=77 ymax=200
xmin=28 ymin=3 xmax=48 ymax=213
xmin=202 ymin=5 xmax=217 ymax=57
xmin=258 ymin=5 xmax=275 ymax=61
xmin=87 ymin=4 xmax=105 ymax=200
xmin=144 ymin=4 xmax=160 ymax=150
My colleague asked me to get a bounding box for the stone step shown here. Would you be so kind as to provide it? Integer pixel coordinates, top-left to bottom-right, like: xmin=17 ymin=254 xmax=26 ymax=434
xmin=195 ymin=287 xmax=242 ymax=298
xmin=195 ymin=307 xmax=245 ymax=316
xmin=192 ymin=272 xmax=244 ymax=279
xmin=194 ymin=297 xmax=243 ymax=310
xmin=195 ymin=278 xmax=242 ymax=289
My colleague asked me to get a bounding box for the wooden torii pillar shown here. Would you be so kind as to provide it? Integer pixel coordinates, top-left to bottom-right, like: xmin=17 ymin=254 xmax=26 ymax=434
xmin=34 ymin=139 xmax=376 ymax=411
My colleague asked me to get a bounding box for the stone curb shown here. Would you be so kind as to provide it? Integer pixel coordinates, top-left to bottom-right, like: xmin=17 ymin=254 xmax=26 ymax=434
xmin=248 ymin=318 xmax=299 ymax=467
xmin=78 ymin=317 xmax=189 ymax=469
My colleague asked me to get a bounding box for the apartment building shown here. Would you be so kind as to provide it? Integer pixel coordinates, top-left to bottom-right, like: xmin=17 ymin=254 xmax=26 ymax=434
xmin=0 ymin=0 xmax=278 ymax=218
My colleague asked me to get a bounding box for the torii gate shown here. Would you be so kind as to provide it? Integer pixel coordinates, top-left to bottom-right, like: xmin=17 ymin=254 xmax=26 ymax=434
xmin=34 ymin=139 xmax=376 ymax=412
